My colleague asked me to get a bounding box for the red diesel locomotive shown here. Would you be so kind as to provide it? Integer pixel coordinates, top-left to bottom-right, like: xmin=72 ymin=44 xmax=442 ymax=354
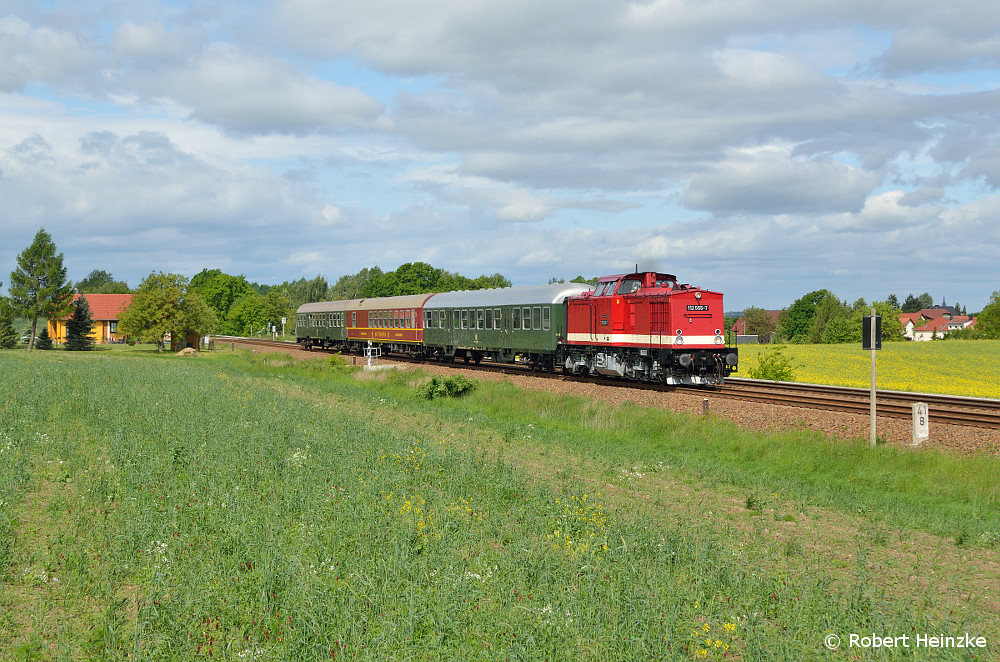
xmin=563 ymin=271 xmax=737 ymax=385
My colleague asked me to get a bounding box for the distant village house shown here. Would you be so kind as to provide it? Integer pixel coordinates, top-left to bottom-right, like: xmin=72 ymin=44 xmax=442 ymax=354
xmin=49 ymin=294 xmax=133 ymax=344
xmin=900 ymin=306 xmax=977 ymax=341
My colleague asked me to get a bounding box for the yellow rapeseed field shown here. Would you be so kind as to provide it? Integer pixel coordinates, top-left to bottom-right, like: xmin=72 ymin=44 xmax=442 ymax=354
xmin=736 ymin=340 xmax=1000 ymax=399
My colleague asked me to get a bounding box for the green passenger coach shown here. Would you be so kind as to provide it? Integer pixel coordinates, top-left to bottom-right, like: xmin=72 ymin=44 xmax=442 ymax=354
xmin=422 ymin=283 xmax=591 ymax=369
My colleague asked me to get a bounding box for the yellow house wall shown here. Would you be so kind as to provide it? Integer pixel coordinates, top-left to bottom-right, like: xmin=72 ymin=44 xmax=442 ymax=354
xmin=48 ymin=320 xmax=123 ymax=344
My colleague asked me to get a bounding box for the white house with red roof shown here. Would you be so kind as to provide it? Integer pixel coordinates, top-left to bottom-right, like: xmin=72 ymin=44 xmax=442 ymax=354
xmin=899 ymin=307 xmax=977 ymax=341
xmin=49 ymin=293 xmax=133 ymax=343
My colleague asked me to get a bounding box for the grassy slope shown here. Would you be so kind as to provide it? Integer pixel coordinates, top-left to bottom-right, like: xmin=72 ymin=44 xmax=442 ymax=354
xmin=0 ymin=348 xmax=997 ymax=661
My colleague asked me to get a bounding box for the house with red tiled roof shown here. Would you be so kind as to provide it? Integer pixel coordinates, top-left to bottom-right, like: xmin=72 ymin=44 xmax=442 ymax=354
xmin=899 ymin=305 xmax=975 ymax=340
xmin=911 ymin=315 xmax=977 ymax=341
xmin=730 ymin=310 xmax=782 ymax=343
xmin=49 ymin=294 xmax=132 ymax=344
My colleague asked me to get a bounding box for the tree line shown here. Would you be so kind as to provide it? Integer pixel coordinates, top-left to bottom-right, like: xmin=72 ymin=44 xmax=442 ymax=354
xmin=735 ymin=289 xmax=1000 ymax=343
xmin=1 ymin=229 xmax=518 ymax=349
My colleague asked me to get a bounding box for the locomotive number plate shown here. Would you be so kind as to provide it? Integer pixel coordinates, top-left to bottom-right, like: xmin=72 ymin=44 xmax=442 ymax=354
xmin=686 ymin=305 xmax=709 ymax=311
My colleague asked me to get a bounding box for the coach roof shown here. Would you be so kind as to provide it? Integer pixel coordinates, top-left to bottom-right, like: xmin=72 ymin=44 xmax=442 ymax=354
xmin=425 ymin=283 xmax=592 ymax=309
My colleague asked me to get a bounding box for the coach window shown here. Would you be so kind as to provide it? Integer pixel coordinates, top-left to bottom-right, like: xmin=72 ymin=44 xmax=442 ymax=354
xmin=543 ymin=307 xmax=551 ymax=331
xmin=494 ymin=309 xmax=502 ymax=330
xmin=485 ymin=309 xmax=493 ymax=330
xmin=522 ymin=307 xmax=530 ymax=330
xmin=475 ymin=309 xmax=482 ymax=329
xmin=532 ymin=307 xmax=541 ymax=330
xmin=512 ymin=307 xmax=520 ymax=331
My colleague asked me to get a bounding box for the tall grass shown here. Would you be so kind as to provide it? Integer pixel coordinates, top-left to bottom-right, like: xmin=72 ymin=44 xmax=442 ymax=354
xmin=0 ymin=349 xmax=996 ymax=660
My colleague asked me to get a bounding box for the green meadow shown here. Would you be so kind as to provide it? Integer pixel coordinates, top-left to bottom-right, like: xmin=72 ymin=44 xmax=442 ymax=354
xmin=1 ymin=347 xmax=998 ymax=660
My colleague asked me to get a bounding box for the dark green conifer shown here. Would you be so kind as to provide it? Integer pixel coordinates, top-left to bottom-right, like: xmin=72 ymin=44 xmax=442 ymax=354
xmin=65 ymin=296 xmax=95 ymax=351
xmin=0 ymin=301 xmax=18 ymax=349
xmin=35 ymin=326 xmax=54 ymax=350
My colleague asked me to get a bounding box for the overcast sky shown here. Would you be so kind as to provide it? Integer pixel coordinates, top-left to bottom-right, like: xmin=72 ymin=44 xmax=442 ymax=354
xmin=2 ymin=0 xmax=999 ymax=311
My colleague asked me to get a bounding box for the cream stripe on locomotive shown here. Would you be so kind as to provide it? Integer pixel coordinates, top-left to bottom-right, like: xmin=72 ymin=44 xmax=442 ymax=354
xmin=566 ymin=333 xmax=722 ymax=346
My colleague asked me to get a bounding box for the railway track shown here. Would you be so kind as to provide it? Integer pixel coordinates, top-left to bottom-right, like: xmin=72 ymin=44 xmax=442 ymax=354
xmin=214 ymin=336 xmax=1000 ymax=430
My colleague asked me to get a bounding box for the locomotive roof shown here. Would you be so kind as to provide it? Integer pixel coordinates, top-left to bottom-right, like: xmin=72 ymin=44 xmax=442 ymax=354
xmin=424 ymin=283 xmax=592 ymax=308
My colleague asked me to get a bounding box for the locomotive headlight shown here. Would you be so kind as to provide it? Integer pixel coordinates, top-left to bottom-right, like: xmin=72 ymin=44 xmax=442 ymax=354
xmin=675 ymin=335 xmax=684 ymax=346
xmin=675 ymin=329 xmax=682 ymax=336
xmin=714 ymin=335 xmax=724 ymax=345
xmin=715 ymin=329 xmax=721 ymax=335
xmin=695 ymin=292 xmax=702 ymax=300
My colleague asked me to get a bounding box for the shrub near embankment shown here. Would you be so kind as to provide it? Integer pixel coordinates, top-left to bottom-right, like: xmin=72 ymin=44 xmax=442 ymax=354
xmin=0 ymin=350 xmax=997 ymax=660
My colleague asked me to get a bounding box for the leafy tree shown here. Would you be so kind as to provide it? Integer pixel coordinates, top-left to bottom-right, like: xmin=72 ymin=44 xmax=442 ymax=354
xmin=0 ymin=299 xmax=18 ymax=349
xmin=976 ymin=291 xmax=1000 ymax=339
xmin=807 ymin=294 xmax=849 ymax=343
xmin=902 ymin=292 xmax=935 ymax=312
xmin=190 ymin=269 xmax=256 ymax=322
xmin=76 ymin=269 xmax=129 ymax=294
xmin=279 ymin=275 xmax=332 ymax=307
xmin=224 ymin=290 xmax=292 ymax=336
xmin=65 ymin=296 xmax=95 ymax=351
xmin=118 ymin=272 xmax=218 ymax=351
xmin=847 ymin=300 xmax=905 ymax=343
xmin=35 ymin=326 xmax=53 ymax=350
xmin=570 ymin=275 xmax=598 ymax=286
xmin=8 ymin=228 xmax=74 ymax=350
xmin=886 ymin=293 xmax=900 ymax=309
xmin=328 ymin=267 xmax=382 ymax=301
xmin=776 ymin=290 xmax=831 ymax=343
xmin=741 ymin=307 xmax=776 ymax=339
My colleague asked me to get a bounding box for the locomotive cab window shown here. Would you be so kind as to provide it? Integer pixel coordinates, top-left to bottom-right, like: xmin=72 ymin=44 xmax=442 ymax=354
xmin=617 ymin=278 xmax=642 ymax=295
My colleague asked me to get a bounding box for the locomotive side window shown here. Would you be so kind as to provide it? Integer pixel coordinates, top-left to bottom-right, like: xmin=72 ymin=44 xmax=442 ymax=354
xmin=617 ymin=278 xmax=641 ymax=295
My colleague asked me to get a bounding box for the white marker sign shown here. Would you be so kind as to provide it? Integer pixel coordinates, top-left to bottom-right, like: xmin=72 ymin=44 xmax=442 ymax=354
xmin=912 ymin=403 xmax=929 ymax=447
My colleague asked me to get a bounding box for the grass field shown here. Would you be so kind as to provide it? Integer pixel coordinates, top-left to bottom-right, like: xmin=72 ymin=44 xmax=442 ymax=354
xmin=1 ymin=347 xmax=998 ymax=660
xmin=737 ymin=339 xmax=1000 ymax=399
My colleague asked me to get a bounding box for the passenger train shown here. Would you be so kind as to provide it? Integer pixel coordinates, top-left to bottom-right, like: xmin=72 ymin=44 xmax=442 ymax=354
xmin=295 ymin=271 xmax=738 ymax=385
